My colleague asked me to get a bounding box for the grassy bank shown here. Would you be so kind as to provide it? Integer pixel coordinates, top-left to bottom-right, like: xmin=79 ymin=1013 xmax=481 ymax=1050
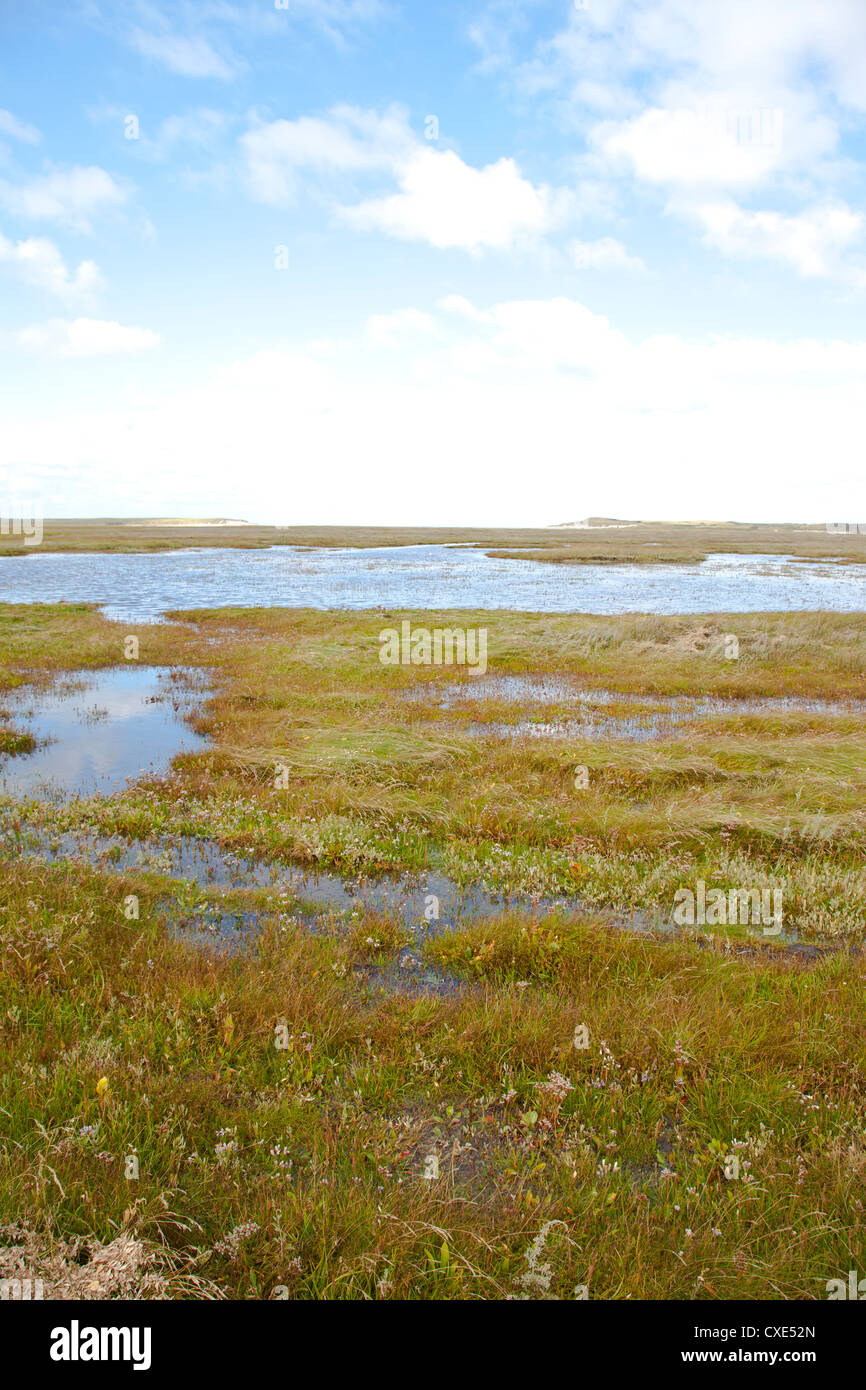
xmin=489 ymin=520 xmax=866 ymax=567
xmin=0 ymin=521 xmax=566 ymax=558
xmin=0 ymin=601 xmax=864 ymax=1298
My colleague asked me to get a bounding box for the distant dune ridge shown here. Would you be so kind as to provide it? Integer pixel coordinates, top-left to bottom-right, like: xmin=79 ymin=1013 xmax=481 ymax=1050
xmin=120 ymin=518 xmax=251 ymax=527
xmin=552 ymin=518 xmax=638 ymax=529
xmin=551 ymin=518 xmax=821 ymax=530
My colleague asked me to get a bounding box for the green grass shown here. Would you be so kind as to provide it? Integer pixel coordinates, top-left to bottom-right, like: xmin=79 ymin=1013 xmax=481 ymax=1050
xmin=0 ymin=601 xmax=864 ymax=1299
xmin=1 ymin=859 xmax=864 ymax=1300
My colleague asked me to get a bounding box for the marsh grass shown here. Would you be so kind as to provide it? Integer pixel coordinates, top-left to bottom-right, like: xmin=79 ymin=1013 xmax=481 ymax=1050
xmin=0 ymin=725 xmax=36 ymax=756
xmin=1 ymin=859 xmax=864 ymax=1300
xmin=486 ymin=520 xmax=866 ymax=567
xmin=2 ymin=605 xmax=865 ymax=935
xmin=0 ymin=600 xmax=864 ymax=1298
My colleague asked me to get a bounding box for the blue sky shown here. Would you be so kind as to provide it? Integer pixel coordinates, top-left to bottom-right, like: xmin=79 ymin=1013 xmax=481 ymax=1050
xmin=1 ymin=0 xmax=865 ymax=524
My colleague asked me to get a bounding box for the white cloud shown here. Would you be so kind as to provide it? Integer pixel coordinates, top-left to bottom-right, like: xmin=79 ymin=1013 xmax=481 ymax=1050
xmin=483 ymin=0 xmax=866 ymax=280
xmin=132 ymin=30 xmax=234 ymax=80
xmin=241 ymin=105 xmax=570 ymax=252
xmin=509 ymin=0 xmax=866 ymax=120
xmin=240 ymin=105 xmax=414 ymax=204
xmin=0 ymin=109 xmax=40 ymax=144
xmin=345 ymin=147 xmax=566 ymax=251
xmin=586 ymin=92 xmax=864 ymax=282
xmin=691 ymin=200 xmax=864 ymax=278
xmin=433 ymin=292 xmax=866 ymax=384
xmin=16 ymin=318 xmax=160 ymax=359
xmin=0 ymin=233 xmax=104 ymax=303
xmin=0 ymin=166 xmax=127 ymax=232
xmin=570 ymin=236 xmax=646 ymax=271
xmin=595 ymin=105 xmax=787 ymax=190
xmin=640 ymin=0 xmax=866 ymax=113
xmin=592 ymin=88 xmax=842 ymax=196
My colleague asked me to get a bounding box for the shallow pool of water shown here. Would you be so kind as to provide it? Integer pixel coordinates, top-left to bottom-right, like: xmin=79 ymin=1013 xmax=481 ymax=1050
xmin=3 ymin=819 xmax=813 ymax=955
xmin=0 ymin=545 xmax=863 ymax=623
xmin=4 ymin=822 xmax=593 ymax=926
xmin=408 ymin=675 xmax=866 ymax=742
xmin=0 ymin=667 xmax=209 ymax=799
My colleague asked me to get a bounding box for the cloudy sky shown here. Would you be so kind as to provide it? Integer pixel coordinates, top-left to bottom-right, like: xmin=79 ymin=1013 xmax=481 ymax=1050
xmin=1 ymin=0 xmax=865 ymax=524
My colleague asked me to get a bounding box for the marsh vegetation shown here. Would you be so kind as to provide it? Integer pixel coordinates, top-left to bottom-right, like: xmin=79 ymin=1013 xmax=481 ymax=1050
xmin=1 ymin=601 xmax=864 ymax=1299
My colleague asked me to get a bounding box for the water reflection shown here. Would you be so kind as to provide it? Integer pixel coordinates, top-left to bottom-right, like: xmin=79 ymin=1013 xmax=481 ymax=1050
xmin=408 ymin=674 xmax=866 ymax=742
xmin=0 ymin=667 xmax=209 ymax=798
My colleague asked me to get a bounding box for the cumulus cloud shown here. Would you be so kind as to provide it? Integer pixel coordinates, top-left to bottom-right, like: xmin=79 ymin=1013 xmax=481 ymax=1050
xmin=240 ymin=105 xmax=411 ymax=205
xmin=16 ymin=318 xmax=160 ymax=358
xmin=690 ymin=200 xmax=865 ymax=279
xmin=0 ymin=234 xmax=104 ymax=303
xmin=241 ymin=105 xmax=571 ymax=251
xmin=506 ymin=0 xmax=866 ymax=126
xmin=345 ymin=147 xmax=567 ymax=251
xmin=594 ymin=105 xmax=788 ymax=191
xmin=0 ymin=166 xmax=127 ymax=232
xmin=479 ymin=0 xmax=866 ymax=280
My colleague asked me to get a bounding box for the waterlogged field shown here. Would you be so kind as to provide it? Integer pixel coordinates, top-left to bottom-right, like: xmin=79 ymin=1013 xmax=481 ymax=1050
xmin=1 ymin=600 xmax=865 ymax=1300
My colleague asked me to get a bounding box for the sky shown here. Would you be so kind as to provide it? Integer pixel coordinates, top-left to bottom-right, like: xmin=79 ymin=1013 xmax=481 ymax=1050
xmin=0 ymin=0 xmax=865 ymax=525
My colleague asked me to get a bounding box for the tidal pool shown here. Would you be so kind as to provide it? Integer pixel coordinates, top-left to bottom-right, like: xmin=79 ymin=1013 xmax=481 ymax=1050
xmin=408 ymin=675 xmax=866 ymax=743
xmin=0 ymin=667 xmax=209 ymax=799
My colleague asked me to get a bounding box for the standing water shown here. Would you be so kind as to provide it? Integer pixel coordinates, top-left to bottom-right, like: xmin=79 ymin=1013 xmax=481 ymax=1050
xmin=0 ymin=545 xmax=863 ymax=623
xmin=0 ymin=667 xmax=208 ymax=798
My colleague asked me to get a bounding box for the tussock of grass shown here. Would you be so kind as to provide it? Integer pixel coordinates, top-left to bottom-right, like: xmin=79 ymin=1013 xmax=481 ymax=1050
xmin=0 ymin=726 xmax=36 ymax=756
